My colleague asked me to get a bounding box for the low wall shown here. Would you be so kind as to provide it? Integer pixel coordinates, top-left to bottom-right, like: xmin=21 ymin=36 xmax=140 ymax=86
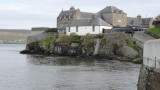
xmin=143 ymin=39 xmax=160 ymax=69
xmin=27 ymin=32 xmax=55 ymax=44
xmin=138 ymin=39 xmax=160 ymax=90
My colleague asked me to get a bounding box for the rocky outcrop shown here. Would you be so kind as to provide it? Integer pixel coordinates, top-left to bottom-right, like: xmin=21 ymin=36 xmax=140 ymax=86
xmin=138 ymin=39 xmax=160 ymax=90
xmin=21 ymin=33 xmax=142 ymax=62
xmin=138 ymin=65 xmax=160 ymax=90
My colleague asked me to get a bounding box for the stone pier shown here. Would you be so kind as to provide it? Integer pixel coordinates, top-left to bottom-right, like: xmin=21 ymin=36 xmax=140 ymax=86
xmin=138 ymin=39 xmax=160 ymax=90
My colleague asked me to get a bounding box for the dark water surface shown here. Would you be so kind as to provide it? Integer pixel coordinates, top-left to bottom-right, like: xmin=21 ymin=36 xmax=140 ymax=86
xmin=0 ymin=44 xmax=141 ymax=90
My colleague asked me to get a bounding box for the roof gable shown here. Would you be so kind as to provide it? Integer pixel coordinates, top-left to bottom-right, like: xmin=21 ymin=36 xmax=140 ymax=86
xmin=98 ymin=6 xmax=126 ymax=14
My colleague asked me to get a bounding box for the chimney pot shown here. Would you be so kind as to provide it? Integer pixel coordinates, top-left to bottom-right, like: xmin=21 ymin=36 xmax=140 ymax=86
xmin=70 ymin=6 xmax=75 ymax=10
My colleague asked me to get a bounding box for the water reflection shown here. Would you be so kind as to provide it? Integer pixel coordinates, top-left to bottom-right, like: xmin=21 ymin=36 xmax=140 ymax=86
xmin=27 ymin=55 xmax=139 ymax=72
xmin=0 ymin=44 xmax=141 ymax=90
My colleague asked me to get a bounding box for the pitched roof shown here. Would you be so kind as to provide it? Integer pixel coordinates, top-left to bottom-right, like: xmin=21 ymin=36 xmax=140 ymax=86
xmin=127 ymin=17 xmax=141 ymax=26
xmin=127 ymin=17 xmax=152 ymax=27
xmin=68 ymin=18 xmax=111 ymax=27
xmin=98 ymin=6 xmax=126 ymax=14
xmin=142 ymin=18 xmax=152 ymax=25
xmin=58 ymin=9 xmax=78 ymax=18
xmin=61 ymin=9 xmax=78 ymax=15
xmin=81 ymin=12 xmax=95 ymax=19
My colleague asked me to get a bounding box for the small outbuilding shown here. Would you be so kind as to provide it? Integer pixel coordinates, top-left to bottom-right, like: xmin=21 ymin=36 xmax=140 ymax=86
xmin=111 ymin=27 xmax=135 ymax=35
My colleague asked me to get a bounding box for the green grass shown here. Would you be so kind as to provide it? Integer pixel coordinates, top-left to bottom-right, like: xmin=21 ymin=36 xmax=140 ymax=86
xmin=81 ymin=40 xmax=94 ymax=46
xmin=100 ymin=38 xmax=106 ymax=46
xmin=147 ymin=27 xmax=160 ymax=37
xmin=82 ymin=34 xmax=104 ymax=39
xmin=126 ymin=40 xmax=142 ymax=51
xmin=41 ymin=36 xmax=54 ymax=46
xmin=56 ymin=33 xmax=81 ymax=43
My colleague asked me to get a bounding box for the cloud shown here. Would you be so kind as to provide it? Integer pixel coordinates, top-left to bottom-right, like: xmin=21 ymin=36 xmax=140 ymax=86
xmin=0 ymin=0 xmax=159 ymax=29
xmin=0 ymin=3 xmax=28 ymax=11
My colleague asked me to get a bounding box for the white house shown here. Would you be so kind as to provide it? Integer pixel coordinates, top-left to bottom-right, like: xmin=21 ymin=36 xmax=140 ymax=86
xmin=66 ymin=16 xmax=112 ymax=35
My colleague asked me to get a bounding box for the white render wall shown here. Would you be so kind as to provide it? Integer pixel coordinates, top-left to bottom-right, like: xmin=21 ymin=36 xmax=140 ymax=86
xmin=66 ymin=26 xmax=112 ymax=35
xmin=143 ymin=39 xmax=160 ymax=69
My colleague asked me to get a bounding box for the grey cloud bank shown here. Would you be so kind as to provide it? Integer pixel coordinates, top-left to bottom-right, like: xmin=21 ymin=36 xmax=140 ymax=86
xmin=0 ymin=0 xmax=159 ymax=29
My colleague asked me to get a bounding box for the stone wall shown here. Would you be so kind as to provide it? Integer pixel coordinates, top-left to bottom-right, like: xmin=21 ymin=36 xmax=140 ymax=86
xmin=112 ymin=13 xmax=127 ymax=27
xmin=138 ymin=65 xmax=160 ymax=90
xmin=27 ymin=32 xmax=55 ymax=44
xmin=138 ymin=39 xmax=160 ymax=90
xmin=25 ymin=33 xmax=141 ymax=60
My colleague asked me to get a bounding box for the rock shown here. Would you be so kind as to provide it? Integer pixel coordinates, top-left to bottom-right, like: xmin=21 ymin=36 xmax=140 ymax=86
xmin=132 ymin=58 xmax=142 ymax=64
xmin=20 ymin=50 xmax=31 ymax=54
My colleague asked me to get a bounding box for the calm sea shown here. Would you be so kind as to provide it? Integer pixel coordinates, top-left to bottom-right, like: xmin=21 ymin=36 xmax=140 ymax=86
xmin=0 ymin=44 xmax=141 ymax=90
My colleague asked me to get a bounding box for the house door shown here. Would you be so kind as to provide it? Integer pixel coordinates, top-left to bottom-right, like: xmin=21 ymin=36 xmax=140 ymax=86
xmin=102 ymin=29 xmax=105 ymax=33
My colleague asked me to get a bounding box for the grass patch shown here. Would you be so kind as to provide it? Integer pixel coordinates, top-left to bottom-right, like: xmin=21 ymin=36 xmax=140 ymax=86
xmin=41 ymin=36 xmax=54 ymax=46
xmin=147 ymin=27 xmax=160 ymax=37
xmin=100 ymin=38 xmax=106 ymax=46
xmin=126 ymin=40 xmax=142 ymax=51
xmin=82 ymin=33 xmax=104 ymax=39
xmin=56 ymin=33 xmax=81 ymax=43
xmin=81 ymin=40 xmax=94 ymax=46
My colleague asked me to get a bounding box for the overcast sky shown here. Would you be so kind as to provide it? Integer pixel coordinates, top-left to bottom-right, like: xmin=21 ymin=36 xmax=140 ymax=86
xmin=0 ymin=0 xmax=159 ymax=29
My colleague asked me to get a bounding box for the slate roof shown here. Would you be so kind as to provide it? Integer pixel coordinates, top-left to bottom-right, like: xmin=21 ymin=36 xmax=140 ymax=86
xmin=81 ymin=12 xmax=95 ymax=19
xmin=98 ymin=6 xmax=126 ymax=14
xmin=142 ymin=18 xmax=152 ymax=25
xmin=127 ymin=17 xmax=152 ymax=27
xmin=68 ymin=18 xmax=111 ymax=27
xmin=127 ymin=17 xmax=141 ymax=26
xmin=58 ymin=9 xmax=78 ymax=18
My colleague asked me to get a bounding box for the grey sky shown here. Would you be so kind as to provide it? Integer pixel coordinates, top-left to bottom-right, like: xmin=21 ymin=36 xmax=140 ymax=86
xmin=0 ymin=0 xmax=159 ymax=29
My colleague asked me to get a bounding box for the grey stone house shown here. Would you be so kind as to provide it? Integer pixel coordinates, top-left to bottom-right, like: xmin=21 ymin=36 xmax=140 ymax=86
xmin=97 ymin=6 xmax=127 ymax=27
xmin=57 ymin=6 xmax=127 ymax=34
xmin=127 ymin=15 xmax=154 ymax=29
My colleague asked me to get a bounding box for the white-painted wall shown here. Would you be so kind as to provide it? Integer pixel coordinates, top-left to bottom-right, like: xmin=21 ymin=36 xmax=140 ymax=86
xmin=66 ymin=26 xmax=112 ymax=35
xmin=143 ymin=39 xmax=160 ymax=68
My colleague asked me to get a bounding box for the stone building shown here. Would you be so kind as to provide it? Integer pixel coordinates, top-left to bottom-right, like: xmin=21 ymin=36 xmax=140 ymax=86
xmin=57 ymin=6 xmax=127 ymax=34
xmin=127 ymin=15 xmax=154 ymax=29
xmin=97 ymin=6 xmax=127 ymax=27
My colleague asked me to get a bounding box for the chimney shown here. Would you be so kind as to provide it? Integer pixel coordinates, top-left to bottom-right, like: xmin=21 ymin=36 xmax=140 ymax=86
xmin=70 ymin=6 xmax=75 ymax=10
xmin=92 ymin=14 xmax=96 ymax=19
xmin=137 ymin=14 xmax=142 ymax=20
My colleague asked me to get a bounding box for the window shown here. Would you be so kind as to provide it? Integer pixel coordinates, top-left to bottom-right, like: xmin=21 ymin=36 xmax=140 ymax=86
xmin=76 ymin=26 xmax=78 ymax=32
xmin=93 ymin=26 xmax=95 ymax=32
xmin=68 ymin=27 xmax=70 ymax=32
xmin=118 ymin=20 xmax=121 ymax=22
